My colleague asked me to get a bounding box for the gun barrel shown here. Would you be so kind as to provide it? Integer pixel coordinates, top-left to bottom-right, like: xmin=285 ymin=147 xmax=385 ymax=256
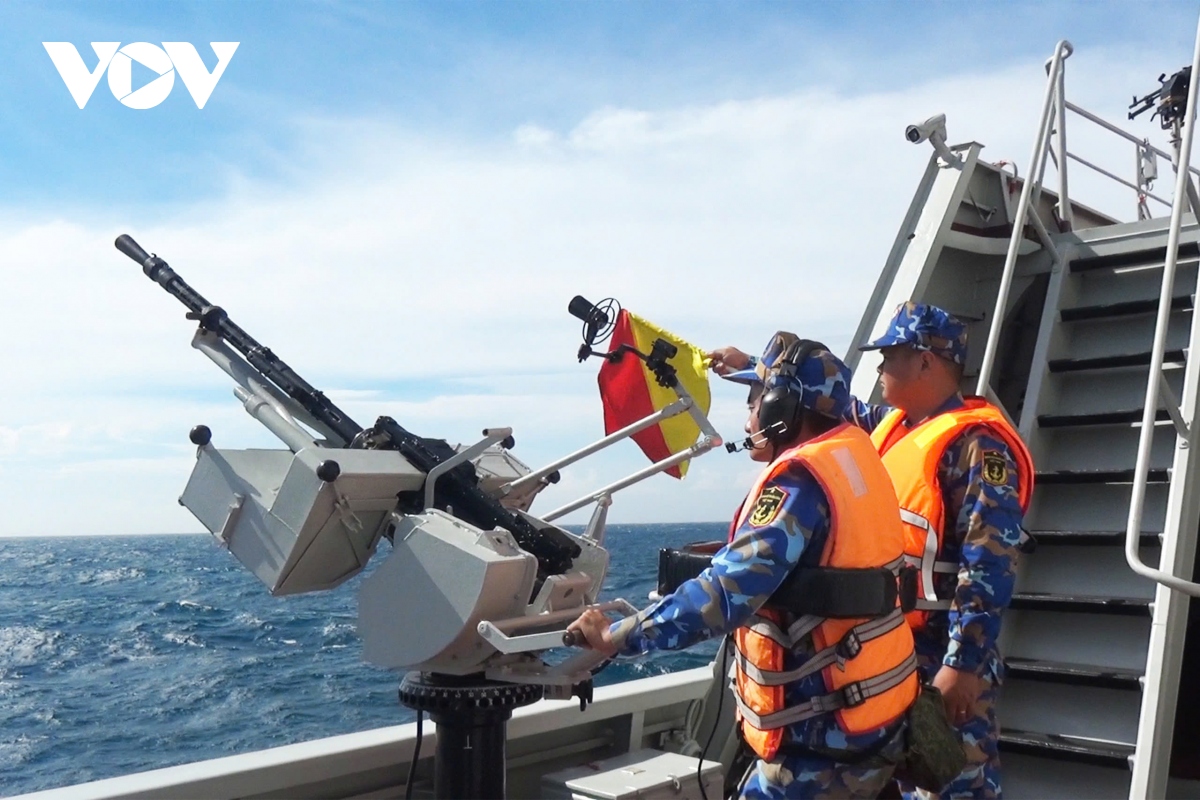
xmin=115 ymin=235 xmax=362 ymax=447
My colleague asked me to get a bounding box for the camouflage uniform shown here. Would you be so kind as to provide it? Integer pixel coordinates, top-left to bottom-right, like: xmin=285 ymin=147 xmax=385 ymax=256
xmin=849 ymin=302 xmax=1027 ymax=800
xmin=610 ymin=335 xmax=907 ymax=799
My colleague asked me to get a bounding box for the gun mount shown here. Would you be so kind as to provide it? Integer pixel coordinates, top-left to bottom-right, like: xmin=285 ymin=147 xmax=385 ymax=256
xmin=116 ymin=236 xmax=722 ymax=798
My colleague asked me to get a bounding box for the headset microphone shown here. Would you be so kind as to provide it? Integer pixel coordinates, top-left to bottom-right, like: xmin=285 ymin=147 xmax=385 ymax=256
xmin=725 ymin=424 xmax=785 ymax=453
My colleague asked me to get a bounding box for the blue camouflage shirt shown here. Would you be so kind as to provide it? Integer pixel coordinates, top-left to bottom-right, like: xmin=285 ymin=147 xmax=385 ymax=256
xmin=847 ymin=394 xmax=1024 ymax=679
xmin=608 ymin=464 xmax=901 ymax=752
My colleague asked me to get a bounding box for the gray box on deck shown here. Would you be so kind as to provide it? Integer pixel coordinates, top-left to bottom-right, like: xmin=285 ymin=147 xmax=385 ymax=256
xmin=541 ymin=750 xmax=723 ymax=800
xmin=181 ymin=445 xmax=424 ymax=595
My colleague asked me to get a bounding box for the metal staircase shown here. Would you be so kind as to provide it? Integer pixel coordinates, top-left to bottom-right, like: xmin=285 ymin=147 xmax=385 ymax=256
xmin=851 ymin=27 xmax=1200 ymax=799
xmin=1005 ymin=224 xmax=1200 ymax=799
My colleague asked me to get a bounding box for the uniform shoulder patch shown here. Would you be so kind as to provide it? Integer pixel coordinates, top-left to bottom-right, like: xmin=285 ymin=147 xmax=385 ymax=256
xmin=749 ymin=486 xmax=789 ymax=527
xmin=982 ymin=450 xmax=1009 ymax=485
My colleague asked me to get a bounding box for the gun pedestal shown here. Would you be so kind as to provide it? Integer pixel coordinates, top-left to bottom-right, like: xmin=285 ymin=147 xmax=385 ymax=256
xmin=399 ymin=672 xmax=543 ymax=799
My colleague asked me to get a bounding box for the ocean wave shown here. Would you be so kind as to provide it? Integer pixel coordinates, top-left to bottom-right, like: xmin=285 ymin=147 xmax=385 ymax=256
xmin=76 ymin=567 xmax=145 ymax=585
xmin=1 ymin=526 xmax=722 ymax=796
xmin=0 ymin=626 xmax=61 ymax=669
xmin=162 ymin=631 xmax=205 ymax=648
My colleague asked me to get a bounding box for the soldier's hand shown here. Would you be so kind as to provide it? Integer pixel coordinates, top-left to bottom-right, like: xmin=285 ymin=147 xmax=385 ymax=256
xmin=566 ymin=608 xmax=619 ymax=657
xmin=705 ymin=346 xmax=752 ymax=376
xmin=932 ymin=664 xmax=984 ymax=727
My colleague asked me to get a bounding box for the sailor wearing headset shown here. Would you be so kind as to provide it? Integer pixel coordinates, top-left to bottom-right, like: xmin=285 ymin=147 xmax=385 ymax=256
xmin=570 ymin=332 xmax=918 ymax=799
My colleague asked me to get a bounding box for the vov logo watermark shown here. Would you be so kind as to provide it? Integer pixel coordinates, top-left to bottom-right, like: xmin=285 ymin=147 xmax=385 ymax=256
xmin=43 ymin=42 xmax=239 ymax=109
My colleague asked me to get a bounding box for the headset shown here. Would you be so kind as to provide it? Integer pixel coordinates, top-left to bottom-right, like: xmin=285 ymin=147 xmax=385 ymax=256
xmin=757 ymin=338 xmax=829 ymax=445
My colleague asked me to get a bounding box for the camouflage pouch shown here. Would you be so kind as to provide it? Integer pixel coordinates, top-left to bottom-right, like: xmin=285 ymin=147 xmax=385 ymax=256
xmin=896 ymin=684 xmax=967 ymax=793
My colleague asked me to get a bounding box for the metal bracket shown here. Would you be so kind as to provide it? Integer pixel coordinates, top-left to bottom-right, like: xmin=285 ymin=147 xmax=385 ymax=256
xmin=216 ymin=493 xmax=245 ymax=547
xmin=1158 ymin=369 xmax=1191 ymax=440
xmin=423 ymin=427 xmax=513 ymax=511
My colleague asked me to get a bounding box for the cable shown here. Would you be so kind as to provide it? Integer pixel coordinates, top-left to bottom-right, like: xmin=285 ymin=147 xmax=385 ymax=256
xmin=698 ymin=636 xmax=732 ymax=800
xmin=405 ymin=710 xmax=423 ymax=800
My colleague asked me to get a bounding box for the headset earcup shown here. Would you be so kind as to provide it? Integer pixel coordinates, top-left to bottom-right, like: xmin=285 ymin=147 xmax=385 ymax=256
xmin=758 ymin=385 xmax=800 ymax=443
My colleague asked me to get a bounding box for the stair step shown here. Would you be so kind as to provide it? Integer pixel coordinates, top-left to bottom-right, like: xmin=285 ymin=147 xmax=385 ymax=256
xmin=999 ymin=728 xmax=1133 ymax=770
xmin=1070 ymin=241 xmax=1200 ymax=273
xmin=1010 ymin=593 xmax=1152 ymax=617
xmin=1060 ymin=294 xmax=1194 ymax=322
xmin=1036 ymin=468 xmax=1169 ymax=484
xmin=1028 ymin=529 xmax=1160 ymax=546
xmin=1038 ymin=409 xmax=1170 ymax=428
xmin=1048 ymin=349 xmax=1186 ymax=372
xmin=1004 ymin=657 xmax=1142 ymax=690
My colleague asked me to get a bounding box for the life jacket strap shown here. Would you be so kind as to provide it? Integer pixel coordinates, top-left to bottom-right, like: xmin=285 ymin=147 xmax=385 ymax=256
xmin=735 ymin=652 xmax=918 ymax=730
xmin=735 ymin=609 xmax=907 ymax=686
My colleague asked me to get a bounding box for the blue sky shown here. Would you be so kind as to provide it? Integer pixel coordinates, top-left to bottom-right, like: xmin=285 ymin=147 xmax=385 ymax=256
xmin=6 ymin=1 xmax=1196 ymax=211
xmin=3 ymin=1 xmax=1200 ymax=535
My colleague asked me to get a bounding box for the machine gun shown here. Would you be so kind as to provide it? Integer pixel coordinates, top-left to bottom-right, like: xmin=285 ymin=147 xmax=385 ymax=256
xmin=115 ymin=236 xmax=721 ymax=799
xmin=1130 ymin=66 xmax=1193 ymax=131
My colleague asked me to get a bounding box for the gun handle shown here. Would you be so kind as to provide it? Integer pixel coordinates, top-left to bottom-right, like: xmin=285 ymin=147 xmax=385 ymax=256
xmin=115 ymin=234 xmax=152 ymax=266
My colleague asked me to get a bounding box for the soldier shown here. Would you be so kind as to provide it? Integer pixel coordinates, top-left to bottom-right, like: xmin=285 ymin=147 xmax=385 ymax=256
xmin=570 ymin=333 xmax=920 ymax=799
xmin=708 ymin=303 xmax=1034 ymax=800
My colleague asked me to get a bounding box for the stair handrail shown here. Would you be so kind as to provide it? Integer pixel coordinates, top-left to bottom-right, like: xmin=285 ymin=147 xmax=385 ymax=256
xmin=1125 ymin=13 xmax=1200 ymax=597
xmin=976 ymin=40 xmax=1073 ymax=395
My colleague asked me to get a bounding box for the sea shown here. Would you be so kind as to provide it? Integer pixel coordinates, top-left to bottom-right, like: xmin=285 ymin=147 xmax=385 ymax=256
xmin=0 ymin=523 xmax=726 ymax=796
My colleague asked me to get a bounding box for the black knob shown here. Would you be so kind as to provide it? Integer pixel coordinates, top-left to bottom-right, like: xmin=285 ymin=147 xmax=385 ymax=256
xmin=189 ymin=425 xmax=212 ymax=446
xmin=316 ymin=460 xmax=341 ymax=482
xmin=562 ymin=630 xmax=584 ymax=647
xmin=501 ymin=435 xmax=515 ymax=450
xmin=545 ymin=470 xmax=561 ymax=485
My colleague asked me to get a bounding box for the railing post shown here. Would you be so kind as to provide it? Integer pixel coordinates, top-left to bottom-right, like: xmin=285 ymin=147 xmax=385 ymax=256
xmin=1124 ymin=11 xmax=1200 ymax=598
xmin=1055 ymin=62 xmax=1073 ymax=230
xmin=976 ymin=40 xmax=1072 ymax=395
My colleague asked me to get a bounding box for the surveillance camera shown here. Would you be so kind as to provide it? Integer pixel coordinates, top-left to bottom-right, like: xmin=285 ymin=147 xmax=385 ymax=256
xmin=904 ymin=114 xmax=947 ymax=145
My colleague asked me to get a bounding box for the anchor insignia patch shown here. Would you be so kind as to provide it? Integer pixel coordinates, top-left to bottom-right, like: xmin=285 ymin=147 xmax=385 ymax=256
xmin=749 ymin=486 xmax=789 ymax=527
xmin=982 ymin=451 xmax=1008 ymax=486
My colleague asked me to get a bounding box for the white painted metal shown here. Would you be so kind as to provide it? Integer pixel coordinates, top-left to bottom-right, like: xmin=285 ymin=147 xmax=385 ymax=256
xmin=847 ymin=143 xmax=982 ymax=393
xmin=976 ymin=40 xmax=1072 ymax=395
xmin=1127 ymin=21 xmax=1200 ymax=797
xmin=1124 ymin=11 xmax=1200 ymax=600
xmin=10 ymin=667 xmax=712 ymax=800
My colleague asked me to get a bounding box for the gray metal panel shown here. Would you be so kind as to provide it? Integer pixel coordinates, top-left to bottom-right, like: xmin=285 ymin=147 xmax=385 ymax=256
xmin=1003 ymin=754 xmax=1130 ymax=800
xmin=1025 ymin=483 xmax=1167 ymax=532
xmin=1049 ymin=365 xmax=1186 ymax=417
xmin=1063 ymin=311 xmax=1193 ymax=361
xmin=1000 ymin=680 xmax=1141 ymax=744
xmin=1075 ymin=261 xmax=1198 ymax=307
xmin=1016 ymin=544 xmax=1160 ymax=599
xmin=1000 ymin=610 xmax=1151 ymax=671
xmin=1038 ymin=424 xmax=1177 ymax=473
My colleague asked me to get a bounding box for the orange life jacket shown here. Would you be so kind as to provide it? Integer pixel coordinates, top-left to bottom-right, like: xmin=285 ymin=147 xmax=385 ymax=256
xmin=869 ymin=397 xmax=1035 ymax=631
xmin=730 ymin=423 xmax=919 ymax=762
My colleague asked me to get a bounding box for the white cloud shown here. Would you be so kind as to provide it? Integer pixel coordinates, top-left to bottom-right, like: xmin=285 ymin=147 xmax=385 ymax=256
xmin=0 ymin=44 xmax=1185 ymax=535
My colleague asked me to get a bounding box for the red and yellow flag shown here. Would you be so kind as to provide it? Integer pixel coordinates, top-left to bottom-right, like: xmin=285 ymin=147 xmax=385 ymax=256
xmin=597 ymin=310 xmax=711 ymax=478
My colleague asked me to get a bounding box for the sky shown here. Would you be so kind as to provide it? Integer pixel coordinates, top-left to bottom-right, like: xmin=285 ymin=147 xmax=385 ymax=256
xmin=2 ymin=0 xmax=1199 ymax=537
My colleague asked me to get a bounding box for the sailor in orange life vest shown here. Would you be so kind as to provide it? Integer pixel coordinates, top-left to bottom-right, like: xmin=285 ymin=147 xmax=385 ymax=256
xmin=708 ymin=304 xmax=1034 ymax=800
xmin=568 ymin=333 xmax=920 ymax=799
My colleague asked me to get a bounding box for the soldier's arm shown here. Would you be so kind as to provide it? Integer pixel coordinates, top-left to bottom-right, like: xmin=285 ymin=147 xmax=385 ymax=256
xmin=942 ymin=429 xmax=1025 ymax=674
xmin=843 ymin=395 xmax=893 ymax=433
xmin=609 ymin=467 xmax=828 ymax=656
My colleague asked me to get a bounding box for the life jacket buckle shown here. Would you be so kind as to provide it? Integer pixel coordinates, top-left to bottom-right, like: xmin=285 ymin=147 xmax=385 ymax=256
xmin=835 ymin=631 xmax=862 ymax=669
xmin=841 ymin=681 xmax=866 ymax=708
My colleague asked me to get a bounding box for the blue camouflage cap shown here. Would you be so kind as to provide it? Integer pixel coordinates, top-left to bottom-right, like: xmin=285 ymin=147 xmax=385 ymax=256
xmin=859 ymin=301 xmax=968 ymax=365
xmin=723 ymin=331 xmax=852 ymax=419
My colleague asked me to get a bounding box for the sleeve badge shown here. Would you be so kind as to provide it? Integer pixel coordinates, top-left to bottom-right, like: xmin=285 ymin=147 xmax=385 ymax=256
xmin=749 ymin=486 xmax=789 ymax=527
xmin=982 ymin=451 xmax=1009 ymax=485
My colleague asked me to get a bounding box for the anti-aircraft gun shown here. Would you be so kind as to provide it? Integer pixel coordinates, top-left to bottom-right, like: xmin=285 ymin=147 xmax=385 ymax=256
xmin=115 ymin=235 xmax=722 ymax=799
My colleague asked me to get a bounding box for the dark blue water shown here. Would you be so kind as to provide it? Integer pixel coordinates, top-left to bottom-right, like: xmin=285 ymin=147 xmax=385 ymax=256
xmin=0 ymin=523 xmax=725 ymax=795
